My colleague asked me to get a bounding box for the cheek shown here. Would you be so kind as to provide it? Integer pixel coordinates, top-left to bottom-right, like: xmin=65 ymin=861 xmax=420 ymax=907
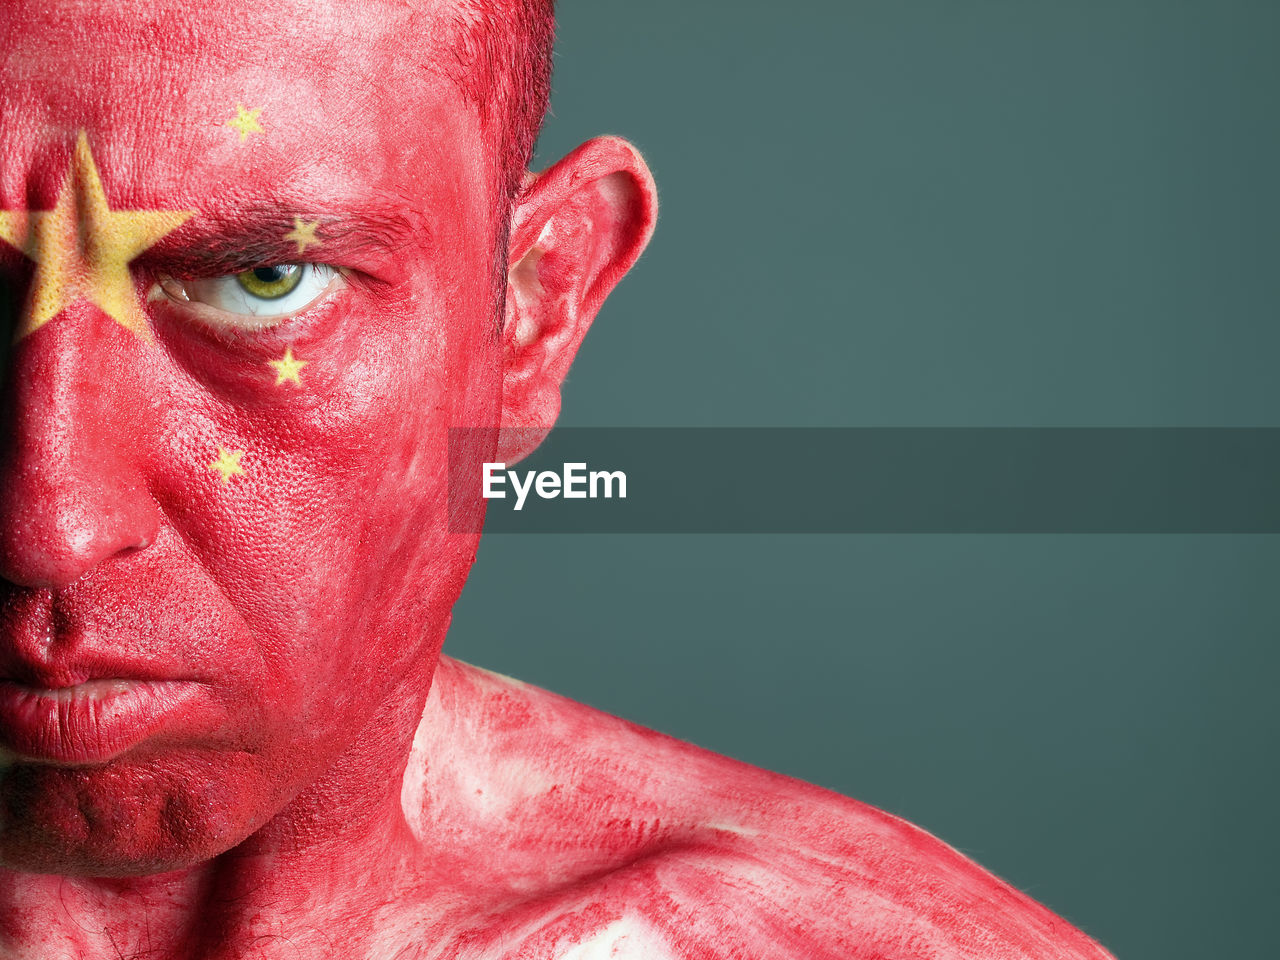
xmin=142 ymin=298 xmax=475 ymax=705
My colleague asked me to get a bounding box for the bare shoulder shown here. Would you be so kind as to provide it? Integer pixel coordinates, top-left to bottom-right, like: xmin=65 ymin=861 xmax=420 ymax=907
xmin=404 ymin=657 xmax=1114 ymax=960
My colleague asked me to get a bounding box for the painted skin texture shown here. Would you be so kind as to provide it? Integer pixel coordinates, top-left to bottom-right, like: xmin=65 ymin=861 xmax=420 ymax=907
xmin=0 ymin=1 xmax=1117 ymax=957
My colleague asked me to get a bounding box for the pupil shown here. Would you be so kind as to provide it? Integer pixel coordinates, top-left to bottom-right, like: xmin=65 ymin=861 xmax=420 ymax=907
xmin=254 ymin=265 xmax=289 ymax=283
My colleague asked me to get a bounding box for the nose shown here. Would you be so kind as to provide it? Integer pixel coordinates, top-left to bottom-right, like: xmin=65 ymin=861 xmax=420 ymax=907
xmin=0 ymin=297 xmax=161 ymax=590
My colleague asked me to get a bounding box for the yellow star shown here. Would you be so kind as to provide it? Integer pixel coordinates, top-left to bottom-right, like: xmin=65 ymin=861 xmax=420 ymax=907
xmin=283 ymin=217 xmax=321 ymax=254
xmin=0 ymin=131 xmax=195 ymax=343
xmin=268 ymin=346 xmax=308 ymax=387
xmin=225 ymin=104 xmax=264 ymax=142
xmin=208 ymin=447 xmax=246 ymax=485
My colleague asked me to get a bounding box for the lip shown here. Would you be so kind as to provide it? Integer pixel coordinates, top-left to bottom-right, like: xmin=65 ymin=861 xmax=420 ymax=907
xmin=0 ymin=653 xmax=201 ymax=690
xmin=0 ymin=679 xmax=204 ymax=764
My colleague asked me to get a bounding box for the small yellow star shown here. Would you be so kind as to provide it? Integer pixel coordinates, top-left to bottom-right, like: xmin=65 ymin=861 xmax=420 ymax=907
xmin=225 ymin=104 xmax=264 ymax=142
xmin=208 ymin=447 xmax=246 ymax=485
xmin=0 ymin=130 xmax=195 ymax=342
xmin=268 ymin=346 xmax=308 ymax=387
xmin=283 ymin=217 xmax=321 ymax=254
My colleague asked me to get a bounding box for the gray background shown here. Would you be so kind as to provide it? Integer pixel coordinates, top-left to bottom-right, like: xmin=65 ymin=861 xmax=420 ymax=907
xmin=446 ymin=3 xmax=1279 ymax=958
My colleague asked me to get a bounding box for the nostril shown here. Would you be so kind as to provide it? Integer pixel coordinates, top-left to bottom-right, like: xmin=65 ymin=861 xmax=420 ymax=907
xmin=0 ymin=502 xmax=160 ymax=591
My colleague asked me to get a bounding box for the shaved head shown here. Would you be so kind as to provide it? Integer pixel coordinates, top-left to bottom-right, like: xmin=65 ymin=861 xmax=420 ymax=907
xmin=444 ymin=0 xmax=557 ymax=322
xmin=449 ymin=0 xmax=557 ymax=201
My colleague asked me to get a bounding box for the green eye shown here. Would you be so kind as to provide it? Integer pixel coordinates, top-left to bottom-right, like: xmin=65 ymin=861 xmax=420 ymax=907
xmin=163 ymin=262 xmax=341 ymax=329
xmin=236 ymin=264 xmax=304 ymax=300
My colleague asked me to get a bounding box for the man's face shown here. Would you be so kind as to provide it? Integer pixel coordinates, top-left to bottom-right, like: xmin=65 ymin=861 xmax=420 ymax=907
xmin=0 ymin=0 xmax=502 ymax=873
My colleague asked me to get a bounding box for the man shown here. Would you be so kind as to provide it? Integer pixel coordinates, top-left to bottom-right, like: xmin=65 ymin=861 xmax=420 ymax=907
xmin=0 ymin=1 xmax=1115 ymax=957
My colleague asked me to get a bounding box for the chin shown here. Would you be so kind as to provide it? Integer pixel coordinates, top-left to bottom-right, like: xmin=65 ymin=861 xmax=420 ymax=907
xmin=0 ymin=757 xmax=274 ymax=876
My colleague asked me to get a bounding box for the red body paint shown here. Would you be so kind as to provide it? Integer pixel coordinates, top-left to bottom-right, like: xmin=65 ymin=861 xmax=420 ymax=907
xmin=0 ymin=1 xmax=1116 ymax=957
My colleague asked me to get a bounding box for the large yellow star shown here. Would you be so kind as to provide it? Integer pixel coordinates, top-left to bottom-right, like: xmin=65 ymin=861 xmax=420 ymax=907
xmin=0 ymin=131 xmax=195 ymax=342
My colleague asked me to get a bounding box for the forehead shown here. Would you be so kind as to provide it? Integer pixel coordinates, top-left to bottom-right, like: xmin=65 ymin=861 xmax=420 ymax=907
xmin=0 ymin=0 xmax=489 ymax=212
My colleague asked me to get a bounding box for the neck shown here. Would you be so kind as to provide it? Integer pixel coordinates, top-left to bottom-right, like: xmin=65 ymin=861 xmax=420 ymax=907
xmin=0 ymin=679 xmax=435 ymax=960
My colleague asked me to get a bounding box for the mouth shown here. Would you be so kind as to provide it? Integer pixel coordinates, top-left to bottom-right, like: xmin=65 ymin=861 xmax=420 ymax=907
xmin=0 ymin=678 xmax=205 ymax=765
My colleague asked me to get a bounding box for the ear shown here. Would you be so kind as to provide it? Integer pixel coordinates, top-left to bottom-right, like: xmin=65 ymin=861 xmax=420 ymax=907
xmin=496 ymin=136 xmax=657 ymax=463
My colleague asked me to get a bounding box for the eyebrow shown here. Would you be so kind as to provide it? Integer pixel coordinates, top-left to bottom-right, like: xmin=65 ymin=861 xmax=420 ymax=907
xmin=137 ymin=206 xmax=427 ymax=277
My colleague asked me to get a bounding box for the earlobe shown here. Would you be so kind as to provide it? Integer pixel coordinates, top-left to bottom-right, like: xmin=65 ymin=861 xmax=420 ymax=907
xmin=497 ymin=136 xmax=657 ymax=464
